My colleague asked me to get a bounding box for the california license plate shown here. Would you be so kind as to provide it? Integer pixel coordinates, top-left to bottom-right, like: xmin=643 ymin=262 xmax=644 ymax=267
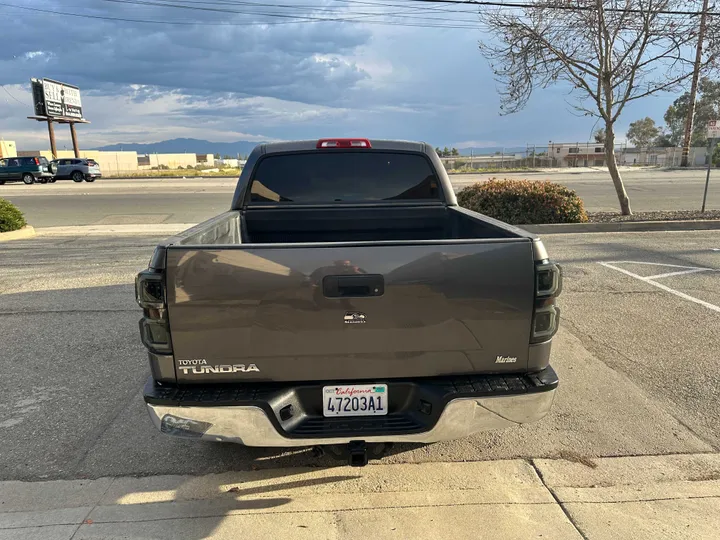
xmin=323 ymin=384 xmax=388 ymax=417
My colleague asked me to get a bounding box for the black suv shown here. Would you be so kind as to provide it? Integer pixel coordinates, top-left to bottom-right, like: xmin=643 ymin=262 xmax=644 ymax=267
xmin=0 ymin=157 xmax=57 ymax=185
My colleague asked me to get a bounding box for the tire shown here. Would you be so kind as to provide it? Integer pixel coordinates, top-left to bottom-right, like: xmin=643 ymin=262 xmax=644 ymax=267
xmin=22 ymin=173 xmax=35 ymax=185
xmin=71 ymin=171 xmax=84 ymax=182
xmin=85 ymin=177 xmax=96 ymax=183
xmin=39 ymin=178 xmax=48 ymax=184
xmin=0 ymin=180 xmax=5 ymax=185
xmin=49 ymin=178 xmax=57 ymax=183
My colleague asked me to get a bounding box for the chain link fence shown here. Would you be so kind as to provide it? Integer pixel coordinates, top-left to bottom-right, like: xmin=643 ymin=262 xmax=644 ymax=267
xmin=440 ymin=144 xmax=710 ymax=170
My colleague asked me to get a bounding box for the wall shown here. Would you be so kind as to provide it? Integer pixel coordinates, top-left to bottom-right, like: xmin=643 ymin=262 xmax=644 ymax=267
xmin=0 ymin=140 xmax=17 ymax=158
xmin=18 ymin=150 xmax=139 ymax=174
xmin=217 ymin=158 xmax=240 ymax=168
xmin=146 ymin=153 xmax=197 ymax=169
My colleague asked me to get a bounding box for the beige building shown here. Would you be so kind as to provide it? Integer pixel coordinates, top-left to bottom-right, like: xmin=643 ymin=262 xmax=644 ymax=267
xmin=143 ymin=153 xmax=198 ymax=169
xmin=18 ymin=150 xmax=139 ymax=175
xmin=0 ymin=140 xmax=17 ymax=158
xmin=548 ymin=142 xmax=607 ymax=167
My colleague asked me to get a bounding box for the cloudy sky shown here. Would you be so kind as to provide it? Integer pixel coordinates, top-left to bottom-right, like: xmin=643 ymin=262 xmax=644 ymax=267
xmin=0 ymin=0 xmax=678 ymax=151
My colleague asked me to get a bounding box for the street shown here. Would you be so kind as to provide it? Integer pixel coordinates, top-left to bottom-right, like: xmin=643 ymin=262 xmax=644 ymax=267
xmin=1 ymin=168 xmax=718 ymax=227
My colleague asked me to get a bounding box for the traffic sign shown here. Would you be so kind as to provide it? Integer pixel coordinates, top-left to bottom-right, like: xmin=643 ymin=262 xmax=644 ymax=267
xmin=708 ymin=119 xmax=720 ymax=138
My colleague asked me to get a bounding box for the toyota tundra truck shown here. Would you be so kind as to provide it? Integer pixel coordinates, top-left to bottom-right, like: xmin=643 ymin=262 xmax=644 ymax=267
xmin=137 ymin=138 xmax=562 ymax=466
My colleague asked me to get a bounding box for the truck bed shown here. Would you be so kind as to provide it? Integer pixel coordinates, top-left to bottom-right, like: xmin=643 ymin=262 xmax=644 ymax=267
xmin=174 ymin=205 xmax=523 ymax=246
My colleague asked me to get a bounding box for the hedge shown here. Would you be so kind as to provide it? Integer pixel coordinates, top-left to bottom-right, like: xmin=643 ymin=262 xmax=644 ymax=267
xmin=457 ymin=178 xmax=588 ymax=225
xmin=0 ymin=198 xmax=27 ymax=233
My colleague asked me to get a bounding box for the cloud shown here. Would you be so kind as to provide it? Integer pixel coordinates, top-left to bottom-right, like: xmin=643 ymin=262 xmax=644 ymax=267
xmin=0 ymin=0 xmax=683 ymax=150
xmin=0 ymin=1 xmax=370 ymax=105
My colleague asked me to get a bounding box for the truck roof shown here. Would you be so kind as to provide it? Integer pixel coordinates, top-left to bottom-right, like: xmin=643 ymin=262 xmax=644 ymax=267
xmin=259 ymin=139 xmax=427 ymax=154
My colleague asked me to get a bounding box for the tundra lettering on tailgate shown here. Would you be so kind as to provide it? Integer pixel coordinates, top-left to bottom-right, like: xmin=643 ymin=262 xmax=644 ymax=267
xmin=178 ymin=359 xmax=260 ymax=375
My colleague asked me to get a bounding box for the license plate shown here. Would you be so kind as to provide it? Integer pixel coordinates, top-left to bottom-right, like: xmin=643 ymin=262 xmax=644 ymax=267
xmin=323 ymin=384 xmax=388 ymax=417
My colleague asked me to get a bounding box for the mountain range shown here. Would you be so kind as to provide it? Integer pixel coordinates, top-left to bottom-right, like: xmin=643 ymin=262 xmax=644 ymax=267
xmin=91 ymin=138 xmax=262 ymax=156
xmin=91 ymin=138 xmax=527 ymax=157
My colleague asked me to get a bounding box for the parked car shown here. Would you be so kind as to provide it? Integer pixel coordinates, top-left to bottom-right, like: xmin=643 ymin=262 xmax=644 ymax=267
xmin=137 ymin=139 xmax=562 ymax=466
xmin=0 ymin=156 xmax=57 ymax=184
xmin=51 ymin=158 xmax=102 ymax=182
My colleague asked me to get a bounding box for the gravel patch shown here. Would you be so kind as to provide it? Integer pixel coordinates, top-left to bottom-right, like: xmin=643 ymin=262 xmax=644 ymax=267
xmin=589 ymin=210 xmax=720 ymax=223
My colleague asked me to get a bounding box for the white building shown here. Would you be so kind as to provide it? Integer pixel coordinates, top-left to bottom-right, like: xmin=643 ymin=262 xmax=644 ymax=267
xmin=548 ymin=142 xmax=607 ymax=167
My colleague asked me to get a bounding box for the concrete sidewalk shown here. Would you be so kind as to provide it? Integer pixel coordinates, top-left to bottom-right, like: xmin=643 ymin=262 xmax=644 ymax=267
xmin=1 ymin=454 xmax=718 ymax=540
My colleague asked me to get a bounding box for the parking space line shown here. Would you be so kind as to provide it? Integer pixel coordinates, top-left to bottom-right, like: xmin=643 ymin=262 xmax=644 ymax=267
xmin=644 ymin=269 xmax=714 ymax=280
xmin=602 ymin=261 xmax=711 ymax=270
xmin=599 ymin=262 xmax=720 ymax=314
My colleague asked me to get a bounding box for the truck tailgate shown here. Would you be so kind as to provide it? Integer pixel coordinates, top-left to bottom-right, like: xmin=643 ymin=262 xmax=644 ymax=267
xmin=166 ymin=240 xmax=535 ymax=382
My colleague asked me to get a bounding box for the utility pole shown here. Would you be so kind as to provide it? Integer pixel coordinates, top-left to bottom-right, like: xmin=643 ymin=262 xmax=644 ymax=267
xmin=681 ymin=0 xmax=710 ymax=167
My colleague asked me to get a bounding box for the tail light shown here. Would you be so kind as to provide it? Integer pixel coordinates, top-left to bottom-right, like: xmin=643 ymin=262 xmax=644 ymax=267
xmin=531 ymin=262 xmax=562 ymax=343
xmin=317 ymin=138 xmax=371 ymax=148
xmin=34 ymin=157 xmax=40 ymax=165
xmin=136 ymin=270 xmax=173 ymax=354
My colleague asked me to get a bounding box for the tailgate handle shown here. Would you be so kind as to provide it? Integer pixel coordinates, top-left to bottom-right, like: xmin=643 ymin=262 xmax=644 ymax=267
xmin=323 ymin=274 xmax=384 ymax=298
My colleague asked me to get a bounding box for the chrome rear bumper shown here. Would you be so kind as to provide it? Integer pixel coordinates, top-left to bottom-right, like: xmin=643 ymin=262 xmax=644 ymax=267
xmin=146 ymin=389 xmax=556 ymax=446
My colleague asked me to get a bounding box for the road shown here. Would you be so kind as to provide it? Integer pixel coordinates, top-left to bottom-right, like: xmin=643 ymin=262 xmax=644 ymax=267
xmin=1 ymin=169 xmax=718 ymax=227
xmin=1 ymin=230 xmax=718 ymax=481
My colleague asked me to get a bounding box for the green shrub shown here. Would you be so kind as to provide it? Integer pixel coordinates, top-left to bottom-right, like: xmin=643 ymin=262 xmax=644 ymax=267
xmin=0 ymin=198 xmax=27 ymax=233
xmin=457 ymin=178 xmax=588 ymax=225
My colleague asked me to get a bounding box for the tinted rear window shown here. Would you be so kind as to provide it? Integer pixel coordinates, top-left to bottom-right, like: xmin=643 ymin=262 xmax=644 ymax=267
xmin=86 ymin=160 xmax=98 ymax=166
xmin=250 ymin=151 xmax=440 ymax=203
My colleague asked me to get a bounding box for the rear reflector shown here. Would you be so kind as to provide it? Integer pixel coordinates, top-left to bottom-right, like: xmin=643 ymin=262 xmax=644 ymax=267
xmin=317 ymin=138 xmax=372 ymax=149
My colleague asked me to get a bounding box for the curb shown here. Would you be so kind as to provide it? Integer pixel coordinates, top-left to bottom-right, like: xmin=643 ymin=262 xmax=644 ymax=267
xmin=103 ymin=175 xmax=238 ymax=180
xmin=0 ymin=225 xmax=35 ymax=242
xmin=35 ymin=224 xmax=194 ymax=236
xmin=523 ymin=220 xmax=720 ymax=234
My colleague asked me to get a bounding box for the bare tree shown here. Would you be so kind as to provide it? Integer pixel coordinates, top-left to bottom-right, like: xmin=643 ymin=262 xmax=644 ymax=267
xmin=478 ymin=0 xmax=719 ymax=215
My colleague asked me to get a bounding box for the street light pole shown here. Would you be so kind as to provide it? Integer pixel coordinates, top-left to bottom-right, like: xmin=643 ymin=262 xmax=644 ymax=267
xmin=680 ymin=0 xmax=710 ymax=167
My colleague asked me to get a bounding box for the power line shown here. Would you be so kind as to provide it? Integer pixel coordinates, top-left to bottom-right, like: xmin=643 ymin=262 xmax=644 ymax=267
xmin=99 ymin=0 xmax=482 ymax=23
xmin=0 ymin=85 xmax=29 ymax=106
xmin=0 ymin=1 xmax=483 ymax=28
xmin=0 ymin=0 xmax=711 ymax=30
xmin=378 ymin=0 xmax=716 ymax=16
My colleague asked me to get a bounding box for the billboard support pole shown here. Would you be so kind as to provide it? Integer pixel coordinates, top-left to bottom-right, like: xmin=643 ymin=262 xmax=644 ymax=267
xmin=69 ymin=123 xmax=80 ymax=158
xmin=47 ymin=120 xmax=57 ymax=159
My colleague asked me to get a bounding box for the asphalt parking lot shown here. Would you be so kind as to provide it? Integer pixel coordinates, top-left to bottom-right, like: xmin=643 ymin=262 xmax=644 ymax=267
xmin=1 ymin=230 xmax=718 ymax=482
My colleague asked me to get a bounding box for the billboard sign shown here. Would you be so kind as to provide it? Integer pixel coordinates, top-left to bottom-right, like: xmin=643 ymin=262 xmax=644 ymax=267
xmin=30 ymin=78 xmax=83 ymax=119
xmin=708 ymin=119 xmax=720 ymax=139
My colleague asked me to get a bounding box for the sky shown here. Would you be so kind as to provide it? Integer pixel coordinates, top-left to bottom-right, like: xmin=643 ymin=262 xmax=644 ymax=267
xmin=0 ymin=0 xmax=683 ymax=152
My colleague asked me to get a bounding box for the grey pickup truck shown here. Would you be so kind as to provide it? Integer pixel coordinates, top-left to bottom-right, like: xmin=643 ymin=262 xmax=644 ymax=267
xmin=138 ymin=138 xmax=562 ymax=466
